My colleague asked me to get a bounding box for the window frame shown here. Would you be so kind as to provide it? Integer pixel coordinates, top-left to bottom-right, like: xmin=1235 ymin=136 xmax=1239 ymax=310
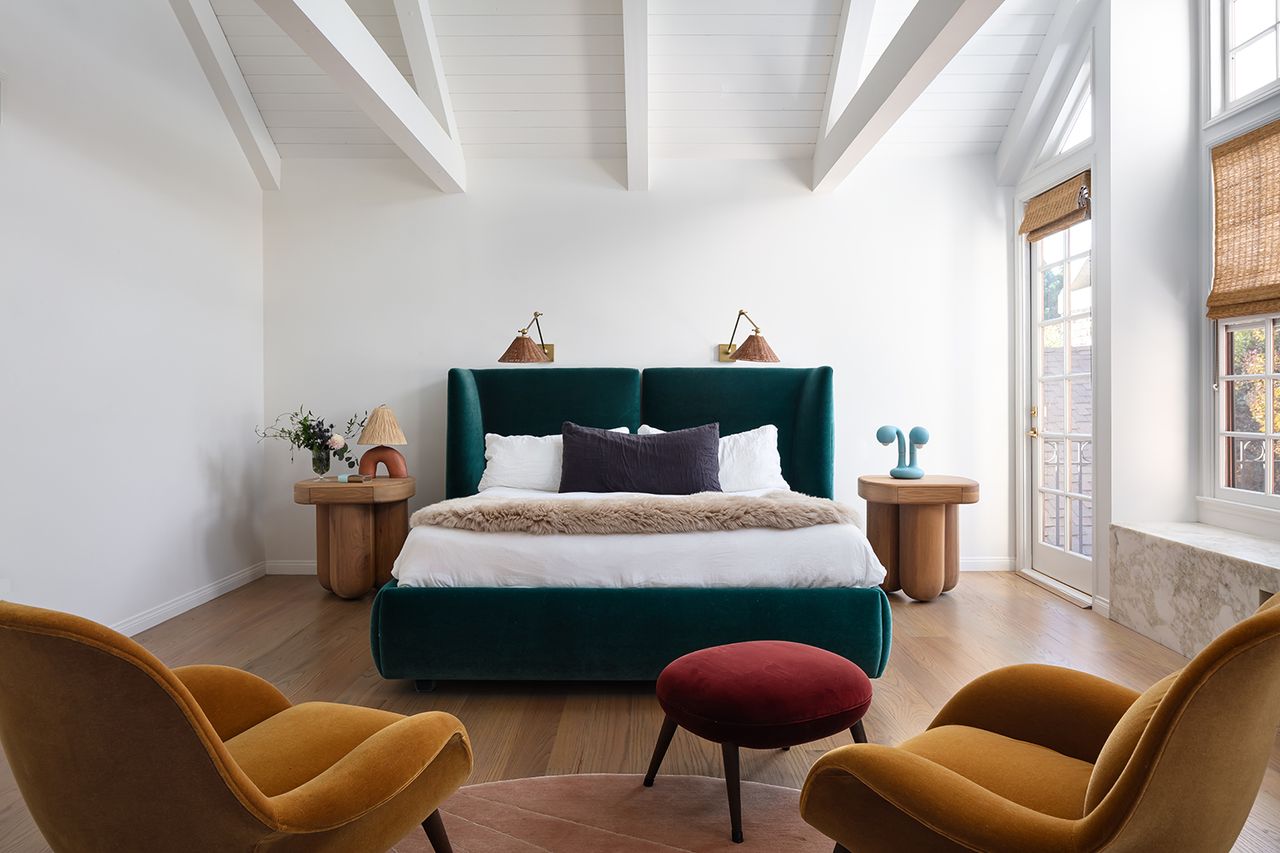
xmin=1214 ymin=311 xmax=1280 ymax=508
xmin=1211 ymin=0 xmax=1280 ymax=119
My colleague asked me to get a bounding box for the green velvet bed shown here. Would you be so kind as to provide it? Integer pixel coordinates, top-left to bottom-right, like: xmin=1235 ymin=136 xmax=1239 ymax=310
xmin=370 ymin=366 xmax=892 ymax=684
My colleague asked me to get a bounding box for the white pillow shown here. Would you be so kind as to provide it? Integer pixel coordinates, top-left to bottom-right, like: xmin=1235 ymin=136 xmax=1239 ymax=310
xmin=478 ymin=428 xmax=629 ymax=492
xmin=637 ymin=424 xmax=790 ymax=492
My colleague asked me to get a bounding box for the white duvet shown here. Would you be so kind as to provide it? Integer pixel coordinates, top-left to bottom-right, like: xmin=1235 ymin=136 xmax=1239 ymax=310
xmin=392 ymin=488 xmax=887 ymax=589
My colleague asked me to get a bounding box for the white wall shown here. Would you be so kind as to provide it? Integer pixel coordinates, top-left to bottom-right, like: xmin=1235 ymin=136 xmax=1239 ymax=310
xmin=262 ymin=154 xmax=1012 ymax=570
xmin=0 ymin=1 xmax=265 ymax=631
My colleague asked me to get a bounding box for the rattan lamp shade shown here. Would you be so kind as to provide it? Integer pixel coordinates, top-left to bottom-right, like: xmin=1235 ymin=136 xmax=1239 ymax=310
xmin=1208 ymin=117 xmax=1280 ymax=319
xmin=499 ymin=333 xmax=549 ymax=363
xmin=730 ymin=333 xmax=780 ymax=363
xmin=1019 ymin=171 xmax=1091 ymax=243
xmin=357 ymin=405 xmax=407 ymax=446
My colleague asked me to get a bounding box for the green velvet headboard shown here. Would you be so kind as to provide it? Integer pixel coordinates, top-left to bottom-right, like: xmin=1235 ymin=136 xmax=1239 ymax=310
xmin=642 ymin=367 xmax=834 ymax=499
xmin=446 ymin=366 xmax=834 ymax=499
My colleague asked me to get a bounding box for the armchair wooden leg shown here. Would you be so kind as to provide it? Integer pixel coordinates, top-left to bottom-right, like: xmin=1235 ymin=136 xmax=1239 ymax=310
xmin=834 ymin=845 xmax=852 ymax=853
xmin=722 ymin=742 xmax=744 ymax=844
xmin=643 ymin=715 xmax=678 ymax=786
xmin=851 ymin=719 xmax=868 ymax=743
xmin=423 ymin=810 xmax=453 ymax=853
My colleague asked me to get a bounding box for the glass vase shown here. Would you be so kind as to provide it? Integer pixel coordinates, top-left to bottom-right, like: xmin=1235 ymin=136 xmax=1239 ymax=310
xmin=311 ymin=446 xmax=331 ymax=479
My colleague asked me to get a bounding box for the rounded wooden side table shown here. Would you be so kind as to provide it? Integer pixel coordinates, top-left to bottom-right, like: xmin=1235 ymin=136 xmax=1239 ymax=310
xmin=857 ymin=475 xmax=979 ymax=602
xmin=293 ymin=476 xmax=415 ymax=599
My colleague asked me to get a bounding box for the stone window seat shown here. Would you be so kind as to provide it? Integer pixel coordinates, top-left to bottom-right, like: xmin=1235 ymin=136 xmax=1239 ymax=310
xmin=1110 ymin=522 xmax=1280 ymax=658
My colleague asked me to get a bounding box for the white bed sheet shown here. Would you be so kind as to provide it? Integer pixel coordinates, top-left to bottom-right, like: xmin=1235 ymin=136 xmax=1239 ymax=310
xmin=392 ymin=488 xmax=887 ymax=589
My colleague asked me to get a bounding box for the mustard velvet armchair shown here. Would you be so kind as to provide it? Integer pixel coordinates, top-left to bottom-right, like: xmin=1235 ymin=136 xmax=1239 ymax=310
xmin=800 ymin=596 xmax=1280 ymax=853
xmin=0 ymin=601 xmax=473 ymax=853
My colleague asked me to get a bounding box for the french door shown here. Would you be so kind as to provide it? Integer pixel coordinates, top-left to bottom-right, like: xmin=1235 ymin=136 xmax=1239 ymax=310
xmin=1029 ymin=220 xmax=1094 ymax=594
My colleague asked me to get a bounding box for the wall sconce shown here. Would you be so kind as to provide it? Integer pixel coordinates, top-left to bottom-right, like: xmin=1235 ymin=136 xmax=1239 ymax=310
xmin=498 ymin=311 xmax=555 ymax=363
xmin=718 ymin=309 xmax=780 ymax=363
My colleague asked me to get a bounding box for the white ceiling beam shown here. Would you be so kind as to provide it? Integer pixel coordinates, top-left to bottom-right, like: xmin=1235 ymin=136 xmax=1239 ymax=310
xmin=819 ymin=0 xmax=876 ymax=138
xmin=812 ymin=0 xmax=1004 ymax=192
xmin=994 ymin=0 xmax=1101 ymax=186
xmin=623 ymin=0 xmax=648 ymax=190
xmin=169 ymin=0 xmax=281 ymax=190
xmin=392 ymin=0 xmax=458 ymax=141
xmin=255 ymin=0 xmax=465 ymax=193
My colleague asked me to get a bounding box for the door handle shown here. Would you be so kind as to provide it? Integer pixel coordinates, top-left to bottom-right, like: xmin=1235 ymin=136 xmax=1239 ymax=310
xmin=1027 ymin=427 xmax=1040 ymax=438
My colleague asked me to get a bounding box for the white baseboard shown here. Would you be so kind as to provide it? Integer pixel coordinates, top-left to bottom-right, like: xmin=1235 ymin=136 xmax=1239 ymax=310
xmin=265 ymin=560 xmax=316 ymax=576
xmin=960 ymin=557 xmax=1015 ymax=571
xmin=1092 ymin=595 xmax=1111 ymax=618
xmin=111 ymin=562 xmax=265 ymax=637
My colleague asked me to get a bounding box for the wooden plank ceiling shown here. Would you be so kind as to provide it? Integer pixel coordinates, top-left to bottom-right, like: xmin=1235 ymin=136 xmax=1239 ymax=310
xmin=209 ymin=0 xmax=1057 ymax=161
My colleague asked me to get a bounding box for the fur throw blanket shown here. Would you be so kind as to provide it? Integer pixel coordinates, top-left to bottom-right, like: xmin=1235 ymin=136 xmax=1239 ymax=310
xmin=410 ymin=490 xmax=859 ymax=536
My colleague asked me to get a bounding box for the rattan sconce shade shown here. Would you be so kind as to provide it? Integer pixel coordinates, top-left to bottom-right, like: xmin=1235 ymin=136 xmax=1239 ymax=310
xmin=1208 ymin=117 xmax=1280 ymax=319
xmin=730 ymin=333 xmax=780 ymax=363
xmin=499 ymin=333 xmax=549 ymax=363
xmin=1019 ymin=171 xmax=1091 ymax=243
xmin=357 ymin=405 xmax=407 ymax=446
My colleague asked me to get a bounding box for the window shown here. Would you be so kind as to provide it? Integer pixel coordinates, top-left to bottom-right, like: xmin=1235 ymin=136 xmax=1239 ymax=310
xmin=1218 ymin=315 xmax=1280 ymax=498
xmin=1226 ymin=0 xmax=1280 ymax=104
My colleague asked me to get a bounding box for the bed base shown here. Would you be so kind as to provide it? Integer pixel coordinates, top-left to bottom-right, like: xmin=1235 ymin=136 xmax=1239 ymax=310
xmin=371 ymin=582 xmax=892 ymax=682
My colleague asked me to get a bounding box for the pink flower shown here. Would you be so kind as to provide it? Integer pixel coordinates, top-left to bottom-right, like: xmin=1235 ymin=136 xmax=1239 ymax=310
xmin=327 ymin=434 xmax=346 ymax=450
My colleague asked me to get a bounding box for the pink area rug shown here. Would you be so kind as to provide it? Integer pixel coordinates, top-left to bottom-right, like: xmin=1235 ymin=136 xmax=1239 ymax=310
xmin=392 ymin=774 xmax=832 ymax=853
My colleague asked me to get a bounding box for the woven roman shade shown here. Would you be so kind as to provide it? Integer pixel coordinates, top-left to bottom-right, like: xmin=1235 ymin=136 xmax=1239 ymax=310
xmin=1019 ymin=171 xmax=1091 ymax=243
xmin=1208 ymin=118 xmax=1280 ymax=319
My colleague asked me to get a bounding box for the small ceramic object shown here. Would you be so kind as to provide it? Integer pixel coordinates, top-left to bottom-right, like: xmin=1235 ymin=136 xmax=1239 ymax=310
xmin=876 ymin=425 xmax=930 ymax=479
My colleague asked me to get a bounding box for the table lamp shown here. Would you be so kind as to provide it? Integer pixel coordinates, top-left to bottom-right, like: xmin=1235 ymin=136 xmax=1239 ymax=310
xmin=357 ymin=404 xmax=408 ymax=478
xmin=718 ymin=309 xmax=780 ymax=362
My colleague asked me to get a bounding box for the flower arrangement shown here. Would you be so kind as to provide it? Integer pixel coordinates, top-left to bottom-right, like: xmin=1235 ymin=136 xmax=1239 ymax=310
xmin=257 ymin=407 xmax=368 ymax=478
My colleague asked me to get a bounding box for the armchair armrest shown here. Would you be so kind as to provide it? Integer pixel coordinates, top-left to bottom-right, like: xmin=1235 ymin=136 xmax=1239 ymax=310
xmin=172 ymin=664 xmax=291 ymax=741
xmin=801 ymin=744 xmax=1077 ymax=853
xmin=270 ymin=711 xmax=472 ymax=833
xmin=929 ymin=664 xmax=1140 ymax=763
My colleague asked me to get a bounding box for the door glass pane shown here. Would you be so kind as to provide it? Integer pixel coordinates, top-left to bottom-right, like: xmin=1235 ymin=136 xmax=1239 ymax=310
xmin=1227 ymin=436 xmax=1267 ymax=492
xmin=1043 ymin=440 xmax=1064 ymax=490
xmin=1070 ymin=499 xmax=1093 ymax=557
xmin=1068 ymin=258 xmax=1091 ymax=314
xmin=1228 ymin=324 xmax=1266 ymax=375
xmin=1227 ymin=379 xmax=1266 ymax=433
xmin=1070 ymin=317 xmax=1092 ymax=373
xmin=1233 ymin=28 xmax=1278 ymax=100
xmin=1070 ymin=439 xmax=1093 ymax=495
xmin=1272 ymin=318 xmax=1279 ymax=367
xmin=1041 ymin=380 xmax=1066 ymax=433
xmin=1042 ymin=493 xmax=1064 ymax=548
xmin=1069 ymin=377 xmax=1092 ymax=434
xmin=1042 ymin=323 xmax=1065 ymax=375
xmin=1042 ymin=265 xmax=1065 ymax=320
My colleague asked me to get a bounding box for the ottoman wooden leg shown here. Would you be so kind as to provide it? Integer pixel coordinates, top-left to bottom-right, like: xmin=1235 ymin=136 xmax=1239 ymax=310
xmin=722 ymin=743 xmax=743 ymax=844
xmin=851 ymin=719 xmax=868 ymax=743
xmin=643 ymin=716 xmax=678 ymax=787
xmin=899 ymin=504 xmax=945 ymax=602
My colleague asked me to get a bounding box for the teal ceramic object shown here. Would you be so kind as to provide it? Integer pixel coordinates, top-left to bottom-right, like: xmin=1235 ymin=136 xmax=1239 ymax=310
xmin=877 ymin=424 xmax=930 ymax=479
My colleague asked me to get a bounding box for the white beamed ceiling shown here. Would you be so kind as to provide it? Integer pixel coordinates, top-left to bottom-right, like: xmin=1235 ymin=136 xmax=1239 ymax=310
xmin=210 ymin=0 xmax=1059 ymax=161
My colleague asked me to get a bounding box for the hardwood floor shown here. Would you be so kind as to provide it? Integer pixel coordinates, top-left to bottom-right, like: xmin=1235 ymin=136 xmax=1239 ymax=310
xmin=2 ymin=572 xmax=1278 ymax=852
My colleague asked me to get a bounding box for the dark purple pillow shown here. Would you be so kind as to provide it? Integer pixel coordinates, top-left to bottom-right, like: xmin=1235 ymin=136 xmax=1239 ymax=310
xmin=559 ymin=421 xmax=722 ymax=495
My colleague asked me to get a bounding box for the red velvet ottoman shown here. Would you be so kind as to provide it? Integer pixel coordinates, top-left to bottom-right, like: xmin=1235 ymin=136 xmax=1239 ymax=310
xmin=643 ymin=640 xmax=873 ymax=844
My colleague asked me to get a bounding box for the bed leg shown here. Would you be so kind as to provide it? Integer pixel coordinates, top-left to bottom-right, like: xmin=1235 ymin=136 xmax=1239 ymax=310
xmin=414 ymin=679 xmax=437 ymax=693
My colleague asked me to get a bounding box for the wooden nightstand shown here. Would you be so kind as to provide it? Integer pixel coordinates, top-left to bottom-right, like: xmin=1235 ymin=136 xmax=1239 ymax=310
xmin=293 ymin=476 xmax=415 ymax=599
xmin=858 ymin=475 xmax=979 ymax=602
